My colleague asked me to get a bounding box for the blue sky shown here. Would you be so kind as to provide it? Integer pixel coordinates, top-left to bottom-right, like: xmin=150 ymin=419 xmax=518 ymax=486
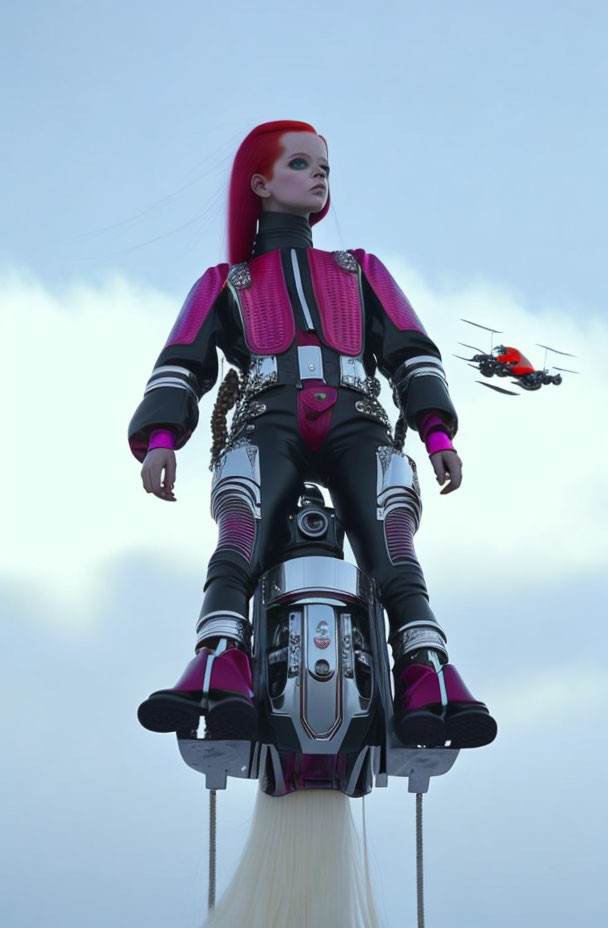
xmin=3 ymin=0 xmax=607 ymax=309
xmin=2 ymin=3 xmax=607 ymax=926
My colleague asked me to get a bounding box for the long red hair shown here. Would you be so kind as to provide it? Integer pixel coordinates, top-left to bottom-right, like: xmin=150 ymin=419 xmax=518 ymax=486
xmin=227 ymin=120 xmax=330 ymax=265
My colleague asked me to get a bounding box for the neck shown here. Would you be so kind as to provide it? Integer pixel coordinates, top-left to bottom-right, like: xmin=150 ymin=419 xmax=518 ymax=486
xmin=252 ymin=210 xmax=314 ymax=257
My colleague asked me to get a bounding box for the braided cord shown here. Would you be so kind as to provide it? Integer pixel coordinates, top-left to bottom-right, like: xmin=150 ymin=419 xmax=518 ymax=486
xmin=209 ymin=369 xmax=241 ymax=466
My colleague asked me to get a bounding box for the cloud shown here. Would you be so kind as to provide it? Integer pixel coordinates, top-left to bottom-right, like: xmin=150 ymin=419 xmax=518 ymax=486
xmin=2 ymin=264 xmax=606 ymax=626
xmin=382 ymin=257 xmax=608 ymax=589
xmin=1 ymin=268 xmax=217 ymax=622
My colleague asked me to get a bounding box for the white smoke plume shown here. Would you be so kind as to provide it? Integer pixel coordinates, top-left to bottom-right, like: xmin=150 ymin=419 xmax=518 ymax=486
xmin=202 ymin=790 xmax=381 ymax=928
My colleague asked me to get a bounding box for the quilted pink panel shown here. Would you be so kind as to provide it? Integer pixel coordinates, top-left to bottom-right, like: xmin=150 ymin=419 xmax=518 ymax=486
xmin=351 ymin=250 xmax=426 ymax=334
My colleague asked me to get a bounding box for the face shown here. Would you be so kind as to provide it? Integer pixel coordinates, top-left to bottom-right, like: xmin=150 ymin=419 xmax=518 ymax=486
xmin=251 ymin=131 xmax=330 ymax=217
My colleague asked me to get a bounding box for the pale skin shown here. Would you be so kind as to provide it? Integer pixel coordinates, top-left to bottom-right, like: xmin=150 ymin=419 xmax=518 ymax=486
xmin=141 ymin=130 xmax=462 ymax=500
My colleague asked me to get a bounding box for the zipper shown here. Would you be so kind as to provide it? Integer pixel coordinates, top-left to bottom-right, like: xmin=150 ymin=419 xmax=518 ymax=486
xmin=290 ymin=249 xmax=315 ymax=331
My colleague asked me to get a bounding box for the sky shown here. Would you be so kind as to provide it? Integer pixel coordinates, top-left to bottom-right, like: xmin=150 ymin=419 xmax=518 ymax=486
xmin=2 ymin=2 xmax=607 ymax=926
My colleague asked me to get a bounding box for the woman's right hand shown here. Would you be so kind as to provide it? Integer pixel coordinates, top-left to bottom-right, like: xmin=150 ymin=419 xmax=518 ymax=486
xmin=141 ymin=448 xmax=177 ymax=501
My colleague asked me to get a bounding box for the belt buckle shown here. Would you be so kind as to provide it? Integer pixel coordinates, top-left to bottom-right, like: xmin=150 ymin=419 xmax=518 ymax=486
xmin=340 ymin=355 xmax=366 ymax=391
xmin=297 ymin=345 xmax=325 ymax=386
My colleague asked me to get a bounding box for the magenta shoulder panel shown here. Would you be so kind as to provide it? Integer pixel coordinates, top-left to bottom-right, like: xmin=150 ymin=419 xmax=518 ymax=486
xmin=165 ymin=264 xmax=229 ymax=347
xmin=351 ymin=249 xmax=426 ymax=334
xmin=237 ymin=251 xmax=295 ymax=354
xmin=308 ymin=249 xmax=362 ymax=355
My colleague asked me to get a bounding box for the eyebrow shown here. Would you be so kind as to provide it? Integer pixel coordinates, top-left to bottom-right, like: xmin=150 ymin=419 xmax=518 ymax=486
xmin=288 ymin=151 xmax=330 ymax=163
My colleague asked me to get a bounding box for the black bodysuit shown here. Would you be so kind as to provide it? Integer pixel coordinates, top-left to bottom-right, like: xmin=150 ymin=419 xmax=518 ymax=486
xmin=129 ymin=212 xmax=458 ymax=645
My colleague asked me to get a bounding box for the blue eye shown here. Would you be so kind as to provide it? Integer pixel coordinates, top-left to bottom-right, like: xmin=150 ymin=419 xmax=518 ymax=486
xmin=289 ymin=158 xmax=308 ymax=169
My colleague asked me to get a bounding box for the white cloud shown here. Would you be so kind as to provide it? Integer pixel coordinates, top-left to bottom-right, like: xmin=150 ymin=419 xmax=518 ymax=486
xmin=2 ymin=264 xmax=606 ymax=624
xmin=383 ymin=257 xmax=608 ymax=590
xmin=1 ymin=268 xmax=218 ymax=621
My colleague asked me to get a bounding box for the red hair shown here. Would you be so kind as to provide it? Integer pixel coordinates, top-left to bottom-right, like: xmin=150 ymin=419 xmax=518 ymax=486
xmin=227 ymin=120 xmax=330 ymax=265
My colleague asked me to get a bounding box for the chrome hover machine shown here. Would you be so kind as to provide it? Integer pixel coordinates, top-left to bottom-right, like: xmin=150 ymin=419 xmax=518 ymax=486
xmin=178 ymin=484 xmax=458 ymax=797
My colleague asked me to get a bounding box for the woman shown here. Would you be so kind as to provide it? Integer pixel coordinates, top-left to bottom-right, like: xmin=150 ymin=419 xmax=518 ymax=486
xmin=129 ymin=120 xmax=496 ymax=749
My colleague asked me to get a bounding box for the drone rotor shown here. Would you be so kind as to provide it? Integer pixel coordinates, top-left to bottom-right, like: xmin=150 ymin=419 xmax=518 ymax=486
xmin=461 ymin=319 xmax=503 ymax=353
xmin=458 ymin=342 xmax=486 ymax=353
xmin=476 ymin=381 xmax=519 ymax=396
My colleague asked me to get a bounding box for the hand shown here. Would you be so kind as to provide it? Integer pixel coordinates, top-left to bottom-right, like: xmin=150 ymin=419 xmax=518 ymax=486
xmin=430 ymin=449 xmax=462 ymax=495
xmin=141 ymin=448 xmax=177 ymax=501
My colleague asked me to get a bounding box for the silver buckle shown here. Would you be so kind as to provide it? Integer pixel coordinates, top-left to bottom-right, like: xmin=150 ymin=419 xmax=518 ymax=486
xmin=245 ymin=355 xmax=278 ymax=392
xmin=340 ymin=356 xmax=367 ymax=391
xmin=297 ymin=345 xmax=325 ymax=384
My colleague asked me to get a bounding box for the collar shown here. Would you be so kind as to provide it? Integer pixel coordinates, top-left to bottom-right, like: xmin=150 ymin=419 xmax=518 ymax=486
xmin=251 ymin=210 xmax=313 ymax=257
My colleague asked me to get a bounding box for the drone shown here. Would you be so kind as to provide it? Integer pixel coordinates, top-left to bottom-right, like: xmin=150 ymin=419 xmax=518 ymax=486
xmin=455 ymin=319 xmax=579 ymax=395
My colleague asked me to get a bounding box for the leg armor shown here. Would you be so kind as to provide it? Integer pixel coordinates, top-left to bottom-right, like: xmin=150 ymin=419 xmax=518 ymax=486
xmin=375 ymin=445 xmax=422 ymax=567
xmin=202 ymin=438 xmax=264 ymax=618
xmin=210 ymin=439 xmax=262 ymax=564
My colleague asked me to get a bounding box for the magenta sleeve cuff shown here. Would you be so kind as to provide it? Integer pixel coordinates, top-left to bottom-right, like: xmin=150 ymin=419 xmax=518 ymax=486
xmin=148 ymin=428 xmax=177 ymax=451
xmin=426 ymin=430 xmax=455 ymax=455
xmin=419 ymin=412 xmax=454 ymax=454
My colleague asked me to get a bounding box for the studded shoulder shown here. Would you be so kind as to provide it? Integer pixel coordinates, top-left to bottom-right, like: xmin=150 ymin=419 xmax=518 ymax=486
xmin=332 ymin=250 xmax=359 ymax=273
xmin=228 ymin=262 xmax=252 ymax=289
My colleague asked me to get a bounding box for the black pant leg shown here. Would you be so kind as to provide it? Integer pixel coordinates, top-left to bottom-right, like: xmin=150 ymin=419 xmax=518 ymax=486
xmin=201 ymin=391 xmax=306 ymax=618
xmin=321 ymin=395 xmax=437 ymax=636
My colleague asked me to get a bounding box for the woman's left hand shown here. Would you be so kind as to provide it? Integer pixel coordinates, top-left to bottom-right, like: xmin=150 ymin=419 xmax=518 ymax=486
xmin=430 ymin=449 xmax=462 ymax=495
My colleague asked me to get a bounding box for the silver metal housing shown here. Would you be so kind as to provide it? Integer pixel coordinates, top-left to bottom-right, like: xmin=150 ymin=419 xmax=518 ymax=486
xmin=263 ymin=600 xmax=373 ymax=753
xmin=262 ymin=556 xmax=373 ymax=607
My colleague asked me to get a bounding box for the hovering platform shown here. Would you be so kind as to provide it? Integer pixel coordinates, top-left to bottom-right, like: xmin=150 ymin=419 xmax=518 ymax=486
xmin=178 ymin=731 xmax=458 ymax=795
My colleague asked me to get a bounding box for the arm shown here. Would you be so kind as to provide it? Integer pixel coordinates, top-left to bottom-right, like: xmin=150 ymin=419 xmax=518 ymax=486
xmin=354 ymin=250 xmax=462 ymax=493
xmin=354 ymin=250 xmax=457 ymax=435
xmin=128 ymin=265 xmax=230 ymax=500
xmin=128 ymin=264 xmax=229 ymax=462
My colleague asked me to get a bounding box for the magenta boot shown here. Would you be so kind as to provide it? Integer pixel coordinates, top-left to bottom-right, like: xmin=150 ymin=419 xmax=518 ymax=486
xmin=394 ymin=663 xmax=497 ymax=749
xmin=137 ymin=646 xmax=256 ymax=739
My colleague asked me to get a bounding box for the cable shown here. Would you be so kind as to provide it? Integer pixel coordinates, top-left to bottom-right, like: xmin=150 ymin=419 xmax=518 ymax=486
xmin=416 ymin=792 xmax=425 ymax=928
xmin=208 ymin=789 xmax=217 ymax=911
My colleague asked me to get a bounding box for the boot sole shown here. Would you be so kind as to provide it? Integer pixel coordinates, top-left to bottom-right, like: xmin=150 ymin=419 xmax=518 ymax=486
xmin=446 ymin=706 xmax=498 ymax=748
xmin=138 ymin=692 xmax=257 ymax=740
xmin=138 ymin=692 xmax=202 ymax=734
xmin=206 ymin=697 xmax=257 ymax=741
xmin=394 ymin=709 xmax=447 ymax=748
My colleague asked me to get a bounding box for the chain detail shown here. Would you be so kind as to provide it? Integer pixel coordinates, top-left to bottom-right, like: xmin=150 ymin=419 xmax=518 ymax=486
xmin=354 ymin=396 xmax=392 ymax=434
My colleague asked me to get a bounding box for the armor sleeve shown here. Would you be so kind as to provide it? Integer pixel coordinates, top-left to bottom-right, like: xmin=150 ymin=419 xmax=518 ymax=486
xmin=352 ymin=250 xmax=458 ymax=437
xmin=128 ymin=264 xmax=230 ymax=461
